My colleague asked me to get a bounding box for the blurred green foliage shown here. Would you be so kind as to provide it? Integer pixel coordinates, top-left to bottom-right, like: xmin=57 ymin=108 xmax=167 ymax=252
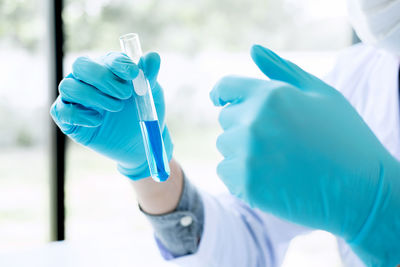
xmin=0 ymin=0 xmax=45 ymax=51
xmin=1 ymin=0 xmax=351 ymax=53
xmin=16 ymin=127 xmax=34 ymax=147
xmin=63 ymin=0 xmax=295 ymax=54
xmin=0 ymin=0 xmax=297 ymax=53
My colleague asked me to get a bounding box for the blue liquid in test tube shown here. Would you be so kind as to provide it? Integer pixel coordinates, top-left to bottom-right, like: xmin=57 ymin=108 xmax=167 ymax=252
xmin=140 ymin=120 xmax=169 ymax=181
xmin=120 ymin=33 xmax=170 ymax=182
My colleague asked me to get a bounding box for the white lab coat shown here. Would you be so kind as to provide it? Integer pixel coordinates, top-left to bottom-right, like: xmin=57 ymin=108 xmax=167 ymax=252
xmin=166 ymin=44 xmax=400 ymax=267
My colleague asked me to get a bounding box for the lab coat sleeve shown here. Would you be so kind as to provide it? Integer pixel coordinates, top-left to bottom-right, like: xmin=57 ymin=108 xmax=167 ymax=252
xmin=168 ymin=190 xmax=312 ymax=267
xmin=142 ymin=175 xmax=205 ymax=257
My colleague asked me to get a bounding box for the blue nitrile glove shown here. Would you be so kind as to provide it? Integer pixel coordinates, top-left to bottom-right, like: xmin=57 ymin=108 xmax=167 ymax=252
xmin=50 ymin=52 xmax=173 ymax=180
xmin=210 ymin=44 xmax=400 ymax=267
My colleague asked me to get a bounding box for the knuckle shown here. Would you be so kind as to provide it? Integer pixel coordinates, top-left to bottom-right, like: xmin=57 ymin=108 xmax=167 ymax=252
xmin=117 ymin=52 xmax=131 ymax=62
xmin=221 ymin=74 xmax=235 ymax=81
xmin=216 ymin=161 xmax=226 ymax=179
xmin=111 ymin=99 xmax=125 ymax=112
xmin=72 ymin=56 xmax=88 ymax=68
xmin=220 ymin=74 xmax=238 ymax=85
xmin=71 ymin=56 xmax=89 ymax=76
xmin=218 ymin=108 xmax=228 ymax=125
xmin=58 ymin=78 xmax=72 ymax=95
xmin=216 ymin=134 xmax=225 ymax=152
xmin=105 ymin=51 xmax=118 ymax=58
xmin=216 ymin=75 xmax=233 ymax=87
xmin=255 ymin=81 xmax=296 ymax=117
xmin=264 ymin=81 xmax=294 ymax=103
xmin=49 ymin=100 xmax=59 ymax=119
xmin=266 ymin=84 xmax=284 ymax=101
xmin=106 ymin=52 xmax=135 ymax=70
xmin=55 ymin=103 xmax=71 ymax=123
xmin=63 ymin=104 xmax=74 ymax=123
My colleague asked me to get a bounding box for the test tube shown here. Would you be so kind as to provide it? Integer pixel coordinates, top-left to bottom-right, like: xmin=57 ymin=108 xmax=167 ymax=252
xmin=119 ymin=33 xmax=170 ymax=182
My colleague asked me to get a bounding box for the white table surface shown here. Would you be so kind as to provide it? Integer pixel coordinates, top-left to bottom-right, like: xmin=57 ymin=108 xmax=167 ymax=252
xmin=0 ymin=230 xmax=344 ymax=267
xmin=0 ymin=232 xmax=176 ymax=267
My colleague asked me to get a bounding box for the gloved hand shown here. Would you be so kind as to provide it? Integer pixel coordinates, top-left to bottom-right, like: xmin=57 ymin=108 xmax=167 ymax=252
xmin=210 ymin=44 xmax=400 ymax=267
xmin=50 ymin=52 xmax=173 ymax=180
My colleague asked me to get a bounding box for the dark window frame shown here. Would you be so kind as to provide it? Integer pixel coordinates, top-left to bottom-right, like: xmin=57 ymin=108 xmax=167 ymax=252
xmin=48 ymin=0 xmax=66 ymax=241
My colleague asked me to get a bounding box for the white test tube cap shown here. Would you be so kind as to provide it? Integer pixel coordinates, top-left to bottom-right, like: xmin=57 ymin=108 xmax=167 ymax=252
xmin=119 ymin=33 xmax=143 ymax=64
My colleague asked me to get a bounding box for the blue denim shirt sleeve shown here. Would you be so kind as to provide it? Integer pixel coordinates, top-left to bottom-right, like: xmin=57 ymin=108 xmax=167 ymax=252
xmin=140 ymin=173 xmax=204 ymax=257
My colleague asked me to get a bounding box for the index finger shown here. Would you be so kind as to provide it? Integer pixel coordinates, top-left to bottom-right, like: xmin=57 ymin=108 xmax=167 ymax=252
xmin=72 ymin=56 xmax=133 ymax=100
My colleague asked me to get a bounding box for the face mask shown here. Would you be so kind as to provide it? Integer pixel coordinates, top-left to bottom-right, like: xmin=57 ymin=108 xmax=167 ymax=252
xmin=347 ymin=0 xmax=400 ymax=55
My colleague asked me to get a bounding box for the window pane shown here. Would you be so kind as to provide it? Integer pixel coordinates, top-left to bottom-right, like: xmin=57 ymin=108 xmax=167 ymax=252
xmin=0 ymin=0 xmax=49 ymax=250
xmin=63 ymin=0 xmax=351 ymax=264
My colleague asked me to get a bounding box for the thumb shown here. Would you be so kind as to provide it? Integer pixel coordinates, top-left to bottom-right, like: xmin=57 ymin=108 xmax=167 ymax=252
xmin=250 ymin=44 xmax=316 ymax=90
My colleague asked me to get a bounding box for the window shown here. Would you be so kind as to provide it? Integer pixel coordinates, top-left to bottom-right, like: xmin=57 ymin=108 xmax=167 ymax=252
xmin=2 ymin=0 xmax=351 ymax=265
xmin=0 ymin=0 xmax=50 ymax=250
